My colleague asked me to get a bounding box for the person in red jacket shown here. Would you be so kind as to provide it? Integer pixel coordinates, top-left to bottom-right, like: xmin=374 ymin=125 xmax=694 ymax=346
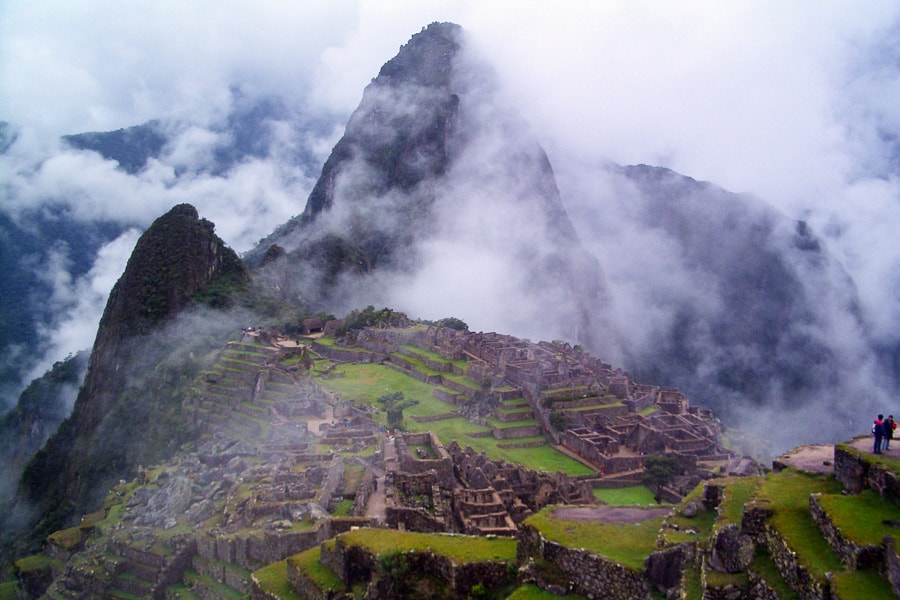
xmin=873 ymin=414 xmax=885 ymax=454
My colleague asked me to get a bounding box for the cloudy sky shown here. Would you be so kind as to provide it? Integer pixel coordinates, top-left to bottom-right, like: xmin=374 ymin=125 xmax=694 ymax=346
xmin=2 ymin=1 xmax=900 ymax=385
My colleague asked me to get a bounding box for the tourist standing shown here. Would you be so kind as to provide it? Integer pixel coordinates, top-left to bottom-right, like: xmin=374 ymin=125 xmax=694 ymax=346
xmin=873 ymin=414 xmax=886 ymax=454
xmin=884 ymin=415 xmax=896 ymax=451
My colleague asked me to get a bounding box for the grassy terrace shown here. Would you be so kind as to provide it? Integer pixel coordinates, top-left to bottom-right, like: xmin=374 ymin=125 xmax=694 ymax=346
xmin=253 ymin=559 xmax=305 ymax=600
xmin=400 ymin=344 xmax=467 ymax=371
xmin=830 ymin=568 xmax=897 ymax=599
xmin=315 ymin=362 xmax=593 ymax=475
xmin=525 ymin=506 xmax=663 ymax=570
xmin=749 ymin=547 xmax=798 ymax=600
xmin=717 ymin=476 xmax=760 ymax=526
xmin=754 ymin=469 xmax=844 ymax=581
xmin=288 ymin=546 xmax=345 ymax=593
xmin=335 ymin=528 xmax=517 ymax=564
xmin=817 ymin=489 xmax=900 ymax=548
xmin=591 ymin=485 xmax=657 ymax=506
xmin=660 ymin=483 xmax=715 ymax=547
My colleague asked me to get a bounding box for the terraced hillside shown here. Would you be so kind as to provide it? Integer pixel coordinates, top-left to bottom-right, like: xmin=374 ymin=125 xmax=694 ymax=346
xmin=9 ymin=324 xmax=898 ymax=599
xmin=262 ymin=449 xmax=900 ymax=600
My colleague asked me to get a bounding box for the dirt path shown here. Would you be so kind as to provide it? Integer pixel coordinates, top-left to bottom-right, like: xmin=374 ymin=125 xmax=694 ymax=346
xmin=552 ymin=505 xmax=671 ymax=523
xmin=848 ymin=434 xmax=900 ymax=457
xmin=364 ymin=436 xmax=397 ymax=523
xmin=775 ymin=444 xmax=835 ymax=474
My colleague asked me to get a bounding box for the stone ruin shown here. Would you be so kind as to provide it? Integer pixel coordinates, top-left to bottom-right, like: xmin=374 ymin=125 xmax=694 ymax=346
xmin=384 ymin=431 xmax=593 ymax=537
xmin=353 ymin=326 xmax=754 ymax=500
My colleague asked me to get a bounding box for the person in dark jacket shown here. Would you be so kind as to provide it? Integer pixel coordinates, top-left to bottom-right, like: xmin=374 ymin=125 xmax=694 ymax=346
xmin=884 ymin=415 xmax=896 ymax=451
xmin=873 ymin=414 xmax=886 ymax=454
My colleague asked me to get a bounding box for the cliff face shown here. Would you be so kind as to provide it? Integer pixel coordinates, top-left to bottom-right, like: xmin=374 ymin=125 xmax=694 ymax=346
xmin=14 ymin=204 xmax=247 ymax=537
xmin=0 ymin=352 xmax=87 ymax=502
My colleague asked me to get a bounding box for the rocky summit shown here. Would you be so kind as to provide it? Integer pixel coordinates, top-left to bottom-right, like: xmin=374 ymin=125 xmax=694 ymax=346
xmin=9 ymin=204 xmax=248 ymax=544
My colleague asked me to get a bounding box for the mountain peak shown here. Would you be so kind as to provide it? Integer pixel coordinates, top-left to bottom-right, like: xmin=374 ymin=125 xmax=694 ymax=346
xmin=14 ymin=204 xmax=247 ymax=534
xmin=376 ymin=22 xmax=462 ymax=88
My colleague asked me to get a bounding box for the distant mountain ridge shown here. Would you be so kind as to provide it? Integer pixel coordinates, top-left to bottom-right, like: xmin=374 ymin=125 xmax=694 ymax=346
xmin=584 ymin=164 xmax=875 ymax=431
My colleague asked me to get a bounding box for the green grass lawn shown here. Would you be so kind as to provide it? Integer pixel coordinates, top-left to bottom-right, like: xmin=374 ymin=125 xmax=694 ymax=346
xmin=830 ymin=568 xmax=896 ymax=599
xmin=755 ymin=469 xmax=844 ymax=580
xmin=525 ymin=506 xmax=664 ymax=570
xmin=817 ymin=489 xmax=900 ymax=548
xmin=315 ymin=363 xmax=594 ymax=475
xmin=718 ymin=476 xmax=761 ymax=525
xmin=592 ymin=485 xmax=658 ymax=506
xmin=337 ymin=528 xmax=517 ymax=564
xmin=505 ymin=583 xmax=585 ymax=600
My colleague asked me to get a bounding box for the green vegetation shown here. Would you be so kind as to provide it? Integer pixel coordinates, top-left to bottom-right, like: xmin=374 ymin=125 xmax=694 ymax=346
xmin=331 ymin=499 xmax=354 ymax=517
xmin=525 ymin=507 xmax=663 ymax=570
xmin=434 ymin=316 xmax=468 ymax=331
xmin=334 ymin=306 xmax=408 ymax=337
xmin=642 ymin=455 xmax=679 ymax=503
xmin=315 ymin=362 xmax=593 ymax=475
xmin=755 ymin=469 xmax=844 ymax=580
xmin=817 ymin=489 xmax=900 ymax=548
xmin=505 ymin=583 xmax=584 ymax=599
xmin=338 ymin=528 xmax=517 ymax=564
xmin=592 ymin=485 xmax=657 ymax=506
xmin=656 ymin=483 xmax=712 ymax=547
xmin=830 ymin=568 xmax=897 ymax=599
xmin=378 ymin=391 xmax=419 ymax=430
xmin=0 ymin=582 xmax=18 ymax=600
xmin=287 ymin=547 xmax=344 ymax=593
xmin=749 ymin=547 xmax=797 ymax=600
xmin=717 ymin=477 xmax=760 ymax=526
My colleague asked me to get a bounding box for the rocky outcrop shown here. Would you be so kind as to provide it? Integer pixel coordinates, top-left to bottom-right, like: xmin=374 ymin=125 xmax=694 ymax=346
xmin=709 ymin=523 xmax=755 ymax=573
xmin=834 ymin=441 xmax=900 ymax=499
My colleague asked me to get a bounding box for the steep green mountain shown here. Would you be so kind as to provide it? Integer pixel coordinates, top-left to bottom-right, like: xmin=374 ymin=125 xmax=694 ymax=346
xmin=7 ymin=204 xmax=248 ymax=548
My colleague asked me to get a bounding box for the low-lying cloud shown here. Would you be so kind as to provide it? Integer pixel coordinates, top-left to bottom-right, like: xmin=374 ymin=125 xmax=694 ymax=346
xmin=2 ymin=2 xmax=899 ymax=450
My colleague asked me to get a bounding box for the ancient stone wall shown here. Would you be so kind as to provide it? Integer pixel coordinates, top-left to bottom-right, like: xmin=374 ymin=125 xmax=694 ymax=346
xmin=885 ymin=536 xmax=900 ymax=598
xmin=761 ymin=523 xmax=829 ymax=600
xmin=310 ymin=342 xmax=380 ymax=364
xmin=492 ymin=424 xmax=542 ymax=439
xmin=645 ymin=543 xmax=693 ymax=594
xmin=808 ymin=494 xmax=883 ymax=570
xmin=834 ymin=443 xmax=900 ymax=500
xmin=385 ymin=506 xmax=448 ymax=533
xmin=315 ymin=535 xmax=511 ymax=597
xmin=433 ymin=388 xmax=461 ymax=405
xmin=518 ymin=524 xmax=652 ymax=600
